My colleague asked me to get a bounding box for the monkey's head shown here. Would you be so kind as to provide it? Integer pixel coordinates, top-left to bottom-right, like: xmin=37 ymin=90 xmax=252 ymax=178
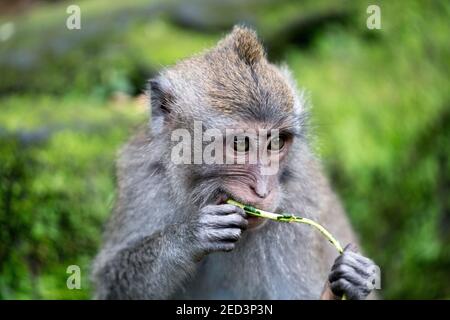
xmin=149 ymin=26 xmax=307 ymax=229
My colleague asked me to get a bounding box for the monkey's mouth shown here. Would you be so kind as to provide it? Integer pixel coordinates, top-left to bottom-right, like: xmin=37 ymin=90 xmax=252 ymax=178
xmin=215 ymin=193 xmax=267 ymax=229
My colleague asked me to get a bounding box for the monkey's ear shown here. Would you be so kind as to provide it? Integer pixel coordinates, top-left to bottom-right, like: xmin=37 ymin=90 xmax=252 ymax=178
xmin=148 ymin=77 xmax=173 ymax=117
xmin=226 ymin=25 xmax=265 ymax=66
xmin=148 ymin=77 xmax=174 ymax=133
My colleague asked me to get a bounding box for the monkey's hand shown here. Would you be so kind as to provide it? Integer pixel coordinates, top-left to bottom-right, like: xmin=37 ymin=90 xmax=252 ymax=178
xmin=326 ymin=244 xmax=377 ymax=300
xmin=190 ymin=204 xmax=248 ymax=260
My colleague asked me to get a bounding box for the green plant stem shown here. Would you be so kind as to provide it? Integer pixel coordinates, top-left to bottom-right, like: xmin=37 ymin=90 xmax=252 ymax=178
xmin=227 ymin=199 xmax=343 ymax=253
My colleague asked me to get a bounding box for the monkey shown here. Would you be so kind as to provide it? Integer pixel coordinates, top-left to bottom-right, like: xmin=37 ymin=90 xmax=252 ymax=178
xmin=92 ymin=26 xmax=378 ymax=300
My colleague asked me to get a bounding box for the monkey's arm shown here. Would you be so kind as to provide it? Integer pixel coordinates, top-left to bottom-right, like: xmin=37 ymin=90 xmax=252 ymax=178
xmin=92 ymin=223 xmax=198 ymax=299
xmin=93 ymin=204 xmax=247 ymax=299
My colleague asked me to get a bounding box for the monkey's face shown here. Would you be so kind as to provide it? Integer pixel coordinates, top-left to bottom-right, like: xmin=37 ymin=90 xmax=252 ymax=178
xmin=149 ymin=26 xmax=307 ymax=230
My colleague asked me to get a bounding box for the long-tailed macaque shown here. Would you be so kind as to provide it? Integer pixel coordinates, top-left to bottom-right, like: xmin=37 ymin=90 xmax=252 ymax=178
xmin=92 ymin=26 xmax=377 ymax=300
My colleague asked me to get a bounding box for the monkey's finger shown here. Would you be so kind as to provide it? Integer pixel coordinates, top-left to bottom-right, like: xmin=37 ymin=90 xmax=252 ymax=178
xmin=200 ymin=212 xmax=246 ymax=228
xmin=220 ymin=228 xmax=242 ymax=242
xmin=343 ymin=243 xmax=359 ymax=253
xmin=209 ymin=214 xmax=248 ymax=229
xmin=344 ymin=251 xmax=375 ymax=268
xmin=333 ymin=251 xmax=375 ymax=268
xmin=330 ymin=278 xmax=369 ymax=300
xmin=221 ymin=205 xmax=247 ymax=218
xmin=329 ymin=275 xmax=370 ymax=297
xmin=202 ymin=204 xmax=245 ymax=216
xmin=329 ymin=278 xmax=351 ymax=298
xmin=330 ymin=278 xmax=370 ymax=300
xmin=206 ymin=228 xmax=242 ymax=242
xmin=332 ymin=254 xmax=372 ymax=277
xmin=338 ymin=244 xmax=374 ymax=268
xmin=201 ymin=204 xmax=236 ymax=215
xmin=329 ymin=264 xmax=371 ymax=286
xmin=232 ymin=206 xmax=247 ymax=218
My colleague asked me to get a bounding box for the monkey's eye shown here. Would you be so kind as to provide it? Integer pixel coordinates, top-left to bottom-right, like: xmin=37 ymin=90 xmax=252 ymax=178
xmin=233 ymin=136 xmax=250 ymax=153
xmin=268 ymin=136 xmax=285 ymax=151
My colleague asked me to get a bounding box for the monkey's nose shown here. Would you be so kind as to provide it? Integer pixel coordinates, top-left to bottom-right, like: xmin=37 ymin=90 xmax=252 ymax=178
xmin=251 ymin=185 xmax=270 ymax=199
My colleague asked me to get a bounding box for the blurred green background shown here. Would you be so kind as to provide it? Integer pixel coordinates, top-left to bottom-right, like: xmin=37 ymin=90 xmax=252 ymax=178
xmin=0 ymin=0 xmax=449 ymax=299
